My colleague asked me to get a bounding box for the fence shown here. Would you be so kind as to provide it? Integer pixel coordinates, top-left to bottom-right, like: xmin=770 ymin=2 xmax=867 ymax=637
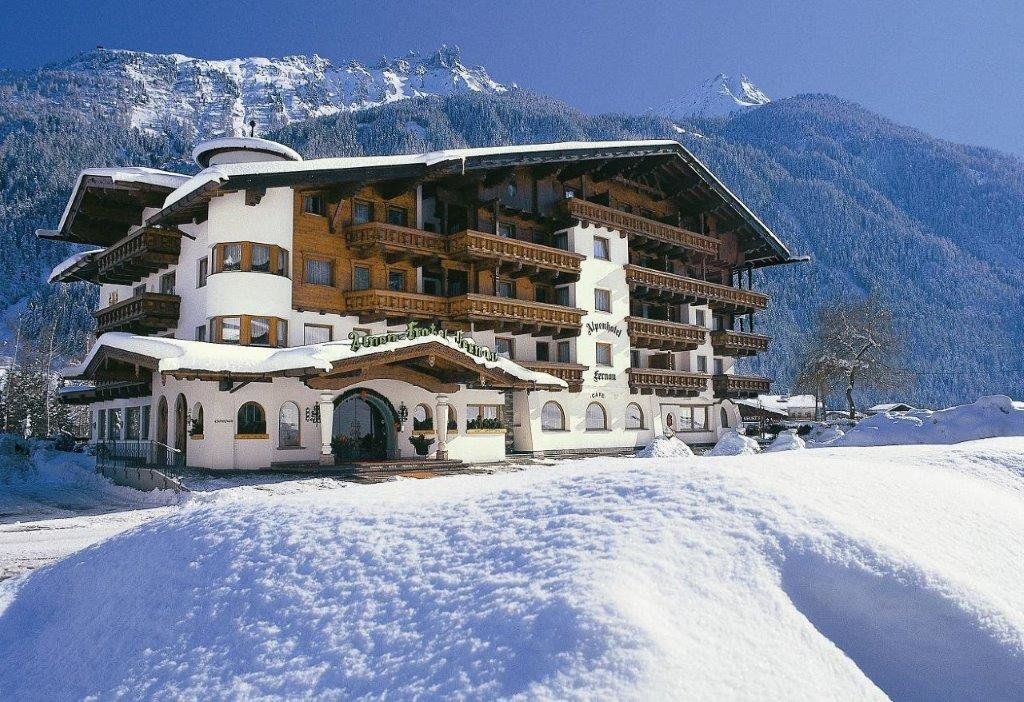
xmin=93 ymin=439 xmax=187 ymax=492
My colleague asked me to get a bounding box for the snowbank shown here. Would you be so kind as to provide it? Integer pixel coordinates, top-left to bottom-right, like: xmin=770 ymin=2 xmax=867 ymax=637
xmin=705 ymin=430 xmax=761 ymax=456
xmin=765 ymin=429 xmax=806 ymax=452
xmin=805 ymin=424 xmax=846 ymax=447
xmin=839 ymin=395 xmax=1024 ymax=447
xmin=637 ymin=435 xmax=694 ymax=458
xmin=3 ymin=440 xmax=1024 ymax=699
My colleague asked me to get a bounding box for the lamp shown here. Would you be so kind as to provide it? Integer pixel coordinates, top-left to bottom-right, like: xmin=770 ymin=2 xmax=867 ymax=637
xmin=398 ymin=401 xmax=409 ymax=424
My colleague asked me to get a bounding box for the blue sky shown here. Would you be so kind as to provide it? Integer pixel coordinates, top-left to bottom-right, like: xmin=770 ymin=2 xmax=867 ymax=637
xmin=4 ymin=0 xmax=1023 ymax=154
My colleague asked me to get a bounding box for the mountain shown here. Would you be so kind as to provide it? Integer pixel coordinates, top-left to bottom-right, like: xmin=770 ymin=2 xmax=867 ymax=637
xmin=657 ymin=73 xmax=771 ymax=119
xmin=15 ymin=45 xmax=507 ymax=139
xmin=2 ymin=48 xmax=1023 ymax=407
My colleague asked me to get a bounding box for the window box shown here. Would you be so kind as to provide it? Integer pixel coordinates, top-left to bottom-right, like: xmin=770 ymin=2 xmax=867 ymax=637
xmin=235 ymin=433 xmax=269 ymax=440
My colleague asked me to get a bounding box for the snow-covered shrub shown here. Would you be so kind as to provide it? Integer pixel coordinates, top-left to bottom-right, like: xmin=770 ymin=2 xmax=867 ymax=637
xmin=765 ymin=430 xmax=806 ymax=452
xmin=706 ymin=430 xmax=761 ymax=456
xmin=637 ymin=436 xmax=694 ymax=459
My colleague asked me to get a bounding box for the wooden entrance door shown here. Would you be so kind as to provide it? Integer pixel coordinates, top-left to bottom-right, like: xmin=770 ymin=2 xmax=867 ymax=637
xmin=174 ymin=394 xmax=187 ymax=468
xmin=156 ymin=396 xmax=168 ymax=465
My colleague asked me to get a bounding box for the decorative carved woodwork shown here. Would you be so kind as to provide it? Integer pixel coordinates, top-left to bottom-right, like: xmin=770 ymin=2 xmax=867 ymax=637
xmin=710 ymin=330 xmax=771 ymax=357
xmin=626 ymin=316 xmax=708 ymax=352
xmin=93 ymin=292 xmax=180 ymax=334
xmin=627 ymin=368 xmax=710 ymax=396
xmin=624 ymin=264 xmax=769 ymax=313
xmin=558 ymin=197 xmax=719 ymax=257
xmin=713 ymin=374 xmax=772 ymax=398
xmin=448 ymin=294 xmax=584 ymax=337
xmin=95 ymin=227 xmax=183 ymax=284
xmin=343 ymin=289 xmax=449 ymax=322
xmin=447 ymin=229 xmax=584 ymax=280
xmin=518 ymin=361 xmax=587 ymax=392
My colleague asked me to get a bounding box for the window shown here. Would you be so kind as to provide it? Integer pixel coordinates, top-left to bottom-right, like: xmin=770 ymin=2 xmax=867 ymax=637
xmin=586 ymin=402 xmax=607 ymax=431
xmin=422 ymin=275 xmax=441 ymax=296
xmin=197 ymin=257 xmax=208 ymax=288
xmin=467 ymin=405 xmax=502 ymax=430
xmin=554 ymin=285 xmax=571 ymax=307
xmin=125 ymin=407 xmax=141 ymax=440
xmin=557 ymin=340 xmax=571 ymax=364
xmin=279 ymin=402 xmax=300 ymax=447
xmin=447 ymin=406 xmax=458 ymax=432
xmin=251 ymin=244 xmax=270 ymax=272
xmin=497 ymin=222 xmax=516 ymax=238
xmin=553 ymin=231 xmax=569 ymax=250
xmin=97 ymin=409 xmax=106 ymax=440
xmin=237 ymin=402 xmax=267 ymax=436
xmin=304 ymin=259 xmax=334 ymax=286
xmin=678 ymin=406 xmax=710 ymax=432
xmin=695 ymin=309 xmax=707 ymax=327
xmin=713 ymin=358 xmax=724 ymax=375
xmin=159 ymin=272 xmax=176 ymax=295
xmin=141 ymin=405 xmax=150 ymax=440
xmin=133 ymin=284 xmax=146 ymax=297
xmin=535 ymin=286 xmax=550 ymax=304
xmin=352 ymin=265 xmax=370 ymax=290
xmin=195 ymin=325 xmax=206 ymax=342
xmin=388 ymin=270 xmax=406 ymax=292
xmin=413 ymin=404 xmax=433 ymax=431
xmin=696 ymin=355 xmax=708 ymax=373
xmin=596 ymin=342 xmax=612 ymax=367
xmin=536 ymin=341 xmax=550 ymax=362
xmin=386 ymin=206 xmax=408 ymax=226
xmin=626 ymin=403 xmax=644 ymax=430
xmin=249 ymin=318 xmax=271 ymax=346
xmin=221 ymin=317 xmax=241 ymax=344
xmin=712 ymin=315 xmax=724 ymax=332
xmin=304 ymin=324 xmax=332 ymax=345
xmin=593 ymin=236 xmax=610 ymax=260
xmin=108 ymin=408 xmax=122 ymax=440
xmin=302 ymin=194 xmax=326 ymax=216
xmin=353 ymin=200 xmax=373 ymax=224
xmin=541 ymin=401 xmax=565 ymax=431
xmin=721 ymin=407 xmax=730 ymax=429
xmin=191 ymin=403 xmax=204 ymax=436
xmin=497 ymin=280 xmax=515 ymax=298
xmin=594 ymin=289 xmax=611 ymax=312
xmin=495 ymin=338 xmax=514 ymax=360
xmin=277 ymin=320 xmax=288 ymax=348
xmin=630 ymin=349 xmax=641 ymax=368
xmin=222 ymin=243 xmax=242 ymax=272
xmin=276 ymin=249 xmax=290 ymax=277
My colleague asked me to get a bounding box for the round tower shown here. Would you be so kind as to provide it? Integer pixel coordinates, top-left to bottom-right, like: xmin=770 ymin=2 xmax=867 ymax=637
xmin=192 ymin=136 xmax=302 ymax=168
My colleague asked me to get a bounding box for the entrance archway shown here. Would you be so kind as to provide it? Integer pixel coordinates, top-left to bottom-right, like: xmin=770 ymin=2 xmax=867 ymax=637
xmin=174 ymin=393 xmax=188 ymax=468
xmin=156 ymin=396 xmax=168 ymax=466
xmin=332 ymin=388 xmax=398 ymax=461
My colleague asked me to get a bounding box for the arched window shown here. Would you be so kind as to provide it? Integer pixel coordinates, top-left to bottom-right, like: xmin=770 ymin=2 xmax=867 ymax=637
xmin=413 ymin=403 xmax=433 ymax=431
xmin=447 ymin=405 xmax=458 ymax=432
xmin=191 ymin=402 xmax=204 ymax=436
xmin=720 ymin=407 xmax=730 ymax=429
xmin=237 ymin=402 xmax=266 ymax=436
xmin=666 ymin=413 xmax=675 ymax=431
xmin=625 ymin=403 xmax=644 ymax=430
xmin=279 ymin=402 xmax=300 ymax=447
xmin=586 ymin=402 xmax=607 ymax=431
xmin=541 ymin=401 xmax=566 ymax=431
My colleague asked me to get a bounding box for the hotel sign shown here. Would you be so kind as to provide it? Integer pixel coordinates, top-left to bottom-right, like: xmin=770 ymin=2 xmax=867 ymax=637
xmin=349 ymin=321 xmax=499 ymax=362
xmin=586 ymin=321 xmax=622 ymax=336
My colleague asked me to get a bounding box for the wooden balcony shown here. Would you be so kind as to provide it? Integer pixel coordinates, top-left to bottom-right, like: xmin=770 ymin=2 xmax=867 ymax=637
xmin=447 ymin=229 xmax=584 ymax=282
xmin=345 ymin=222 xmax=446 ymax=262
xmin=343 ymin=289 xmax=448 ymax=323
xmin=93 ymin=292 xmax=180 ymax=334
xmin=628 ymin=368 xmax=709 ymax=396
xmin=626 ymin=316 xmax=707 ymax=352
xmin=95 ymin=227 xmax=183 ymax=284
xmin=518 ymin=361 xmax=587 ymax=392
xmin=713 ymin=374 xmax=771 ymax=398
xmin=710 ymin=330 xmax=770 ymax=357
xmin=624 ymin=265 xmax=769 ymax=313
xmin=448 ymin=294 xmax=585 ymax=337
xmin=558 ymin=198 xmax=719 ymax=257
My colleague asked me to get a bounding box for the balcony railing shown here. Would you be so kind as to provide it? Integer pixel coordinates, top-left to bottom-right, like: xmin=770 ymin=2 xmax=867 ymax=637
xmin=95 ymin=227 xmax=183 ymax=284
xmin=713 ymin=374 xmax=771 ymax=398
xmin=345 ymin=222 xmax=446 ymax=260
xmin=624 ymin=265 xmax=769 ymax=312
xmin=627 ymin=368 xmax=710 ymax=396
xmin=448 ymin=294 xmax=585 ymax=337
xmin=710 ymin=330 xmax=770 ymax=357
xmin=518 ymin=361 xmax=587 ymax=392
xmin=93 ymin=292 xmax=180 ymax=334
xmin=343 ymin=289 xmax=448 ymax=322
xmin=626 ymin=316 xmax=707 ymax=352
xmin=558 ymin=198 xmax=720 ymax=256
xmin=448 ymin=229 xmax=584 ymax=280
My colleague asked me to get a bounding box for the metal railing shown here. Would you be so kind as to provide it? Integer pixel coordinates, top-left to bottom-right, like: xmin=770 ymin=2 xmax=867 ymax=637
xmin=94 ymin=439 xmax=184 ymax=476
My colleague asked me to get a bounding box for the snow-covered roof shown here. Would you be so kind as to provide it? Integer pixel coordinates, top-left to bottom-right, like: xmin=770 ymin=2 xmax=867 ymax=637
xmin=55 ymin=167 xmax=189 ymax=234
xmin=48 ymin=248 xmax=103 ymax=283
xmin=735 ymin=394 xmax=816 ymax=415
xmin=867 ymin=402 xmax=916 ymax=413
xmin=192 ymin=136 xmax=303 ymax=167
xmin=66 ymin=332 xmax=567 ymax=389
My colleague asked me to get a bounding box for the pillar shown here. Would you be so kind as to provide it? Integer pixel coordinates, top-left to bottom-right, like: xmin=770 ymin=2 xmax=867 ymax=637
xmin=318 ymin=392 xmax=334 ymax=466
xmin=435 ymin=394 xmax=449 ymax=460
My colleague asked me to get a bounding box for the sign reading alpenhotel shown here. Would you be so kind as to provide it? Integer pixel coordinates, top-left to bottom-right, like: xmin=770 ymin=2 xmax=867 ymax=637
xmin=349 ymin=321 xmax=499 ymax=362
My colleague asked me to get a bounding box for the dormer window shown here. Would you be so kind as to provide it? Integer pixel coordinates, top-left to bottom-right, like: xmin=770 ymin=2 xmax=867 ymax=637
xmin=302 ymin=194 xmax=326 ymax=216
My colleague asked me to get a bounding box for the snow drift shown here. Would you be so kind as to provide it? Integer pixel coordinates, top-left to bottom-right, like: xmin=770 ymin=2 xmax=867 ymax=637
xmin=3 ymin=440 xmax=1023 ymax=699
xmin=706 ymin=430 xmax=761 ymax=456
xmin=765 ymin=429 xmax=806 ymax=452
xmin=839 ymin=395 xmax=1024 ymax=447
xmin=637 ymin=435 xmax=693 ymax=458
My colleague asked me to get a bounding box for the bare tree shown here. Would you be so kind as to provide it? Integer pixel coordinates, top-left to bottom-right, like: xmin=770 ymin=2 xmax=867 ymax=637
xmin=797 ymin=295 xmax=907 ymax=420
xmin=793 ymin=335 xmax=841 ymax=421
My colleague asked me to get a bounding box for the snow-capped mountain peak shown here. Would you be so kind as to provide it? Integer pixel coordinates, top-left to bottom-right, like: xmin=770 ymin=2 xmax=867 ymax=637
xmin=657 ymin=72 xmax=771 ymax=120
xmin=41 ymin=46 xmax=509 ymax=138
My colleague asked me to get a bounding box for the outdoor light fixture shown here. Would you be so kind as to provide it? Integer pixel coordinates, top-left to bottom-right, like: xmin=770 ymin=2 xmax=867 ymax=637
xmin=398 ymin=402 xmax=409 ymax=423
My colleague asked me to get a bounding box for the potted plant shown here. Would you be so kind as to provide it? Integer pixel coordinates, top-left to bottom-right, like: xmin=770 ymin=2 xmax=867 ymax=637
xmin=409 ymin=433 xmax=435 ymax=456
xmin=331 ymin=435 xmax=356 ymax=462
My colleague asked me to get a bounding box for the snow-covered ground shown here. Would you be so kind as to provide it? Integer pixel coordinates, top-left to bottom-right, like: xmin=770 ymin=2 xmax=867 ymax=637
xmin=1 ymin=436 xmax=1023 ymax=700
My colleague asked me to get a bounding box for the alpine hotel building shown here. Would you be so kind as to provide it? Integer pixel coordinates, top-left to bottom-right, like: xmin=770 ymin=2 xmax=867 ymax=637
xmin=46 ymin=137 xmax=802 ymax=470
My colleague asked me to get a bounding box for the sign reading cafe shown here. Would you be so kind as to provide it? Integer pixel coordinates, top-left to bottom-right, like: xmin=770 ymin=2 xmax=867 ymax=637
xmin=349 ymin=321 xmax=499 ymax=362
